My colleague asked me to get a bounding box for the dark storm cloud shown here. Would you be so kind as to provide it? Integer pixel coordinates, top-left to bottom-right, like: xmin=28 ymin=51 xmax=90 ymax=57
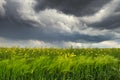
xmin=80 ymin=0 xmax=120 ymax=30
xmin=35 ymin=0 xmax=110 ymax=16
xmin=0 ymin=17 xmax=112 ymax=43
xmin=89 ymin=14 xmax=120 ymax=29
xmin=0 ymin=0 xmax=6 ymax=16
xmin=0 ymin=0 xmax=120 ymax=47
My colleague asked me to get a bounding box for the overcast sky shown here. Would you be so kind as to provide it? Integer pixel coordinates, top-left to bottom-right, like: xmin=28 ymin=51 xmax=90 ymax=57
xmin=0 ymin=0 xmax=120 ymax=48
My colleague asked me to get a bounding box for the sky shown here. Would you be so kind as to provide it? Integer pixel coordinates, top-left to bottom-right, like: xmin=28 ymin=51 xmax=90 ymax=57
xmin=0 ymin=0 xmax=120 ymax=48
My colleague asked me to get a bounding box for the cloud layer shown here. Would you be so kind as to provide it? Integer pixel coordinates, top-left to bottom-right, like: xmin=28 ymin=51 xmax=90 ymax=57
xmin=0 ymin=0 xmax=120 ymax=48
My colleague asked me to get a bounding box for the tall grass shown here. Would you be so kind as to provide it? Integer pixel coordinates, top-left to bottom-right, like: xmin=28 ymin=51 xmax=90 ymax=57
xmin=0 ymin=48 xmax=120 ymax=80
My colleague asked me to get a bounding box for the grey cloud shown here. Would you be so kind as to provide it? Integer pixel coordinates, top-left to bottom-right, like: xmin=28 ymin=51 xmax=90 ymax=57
xmin=80 ymin=0 xmax=120 ymax=29
xmin=35 ymin=0 xmax=110 ymax=16
xmin=89 ymin=14 xmax=120 ymax=29
xmin=0 ymin=16 xmax=115 ymax=43
xmin=0 ymin=0 xmax=120 ymax=47
xmin=0 ymin=0 xmax=6 ymax=16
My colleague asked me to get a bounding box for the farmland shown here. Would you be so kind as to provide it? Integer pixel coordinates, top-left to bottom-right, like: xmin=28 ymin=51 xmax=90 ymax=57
xmin=0 ymin=48 xmax=120 ymax=80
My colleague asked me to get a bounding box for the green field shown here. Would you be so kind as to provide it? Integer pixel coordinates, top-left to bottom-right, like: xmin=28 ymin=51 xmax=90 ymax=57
xmin=0 ymin=48 xmax=120 ymax=80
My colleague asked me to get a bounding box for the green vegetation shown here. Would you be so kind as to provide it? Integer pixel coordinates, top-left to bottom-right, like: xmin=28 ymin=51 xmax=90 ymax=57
xmin=0 ymin=48 xmax=120 ymax=80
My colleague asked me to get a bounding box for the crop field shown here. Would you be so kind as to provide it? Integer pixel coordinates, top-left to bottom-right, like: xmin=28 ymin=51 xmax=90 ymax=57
xmin=0 ymin=48 xmax=120 ymax=80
